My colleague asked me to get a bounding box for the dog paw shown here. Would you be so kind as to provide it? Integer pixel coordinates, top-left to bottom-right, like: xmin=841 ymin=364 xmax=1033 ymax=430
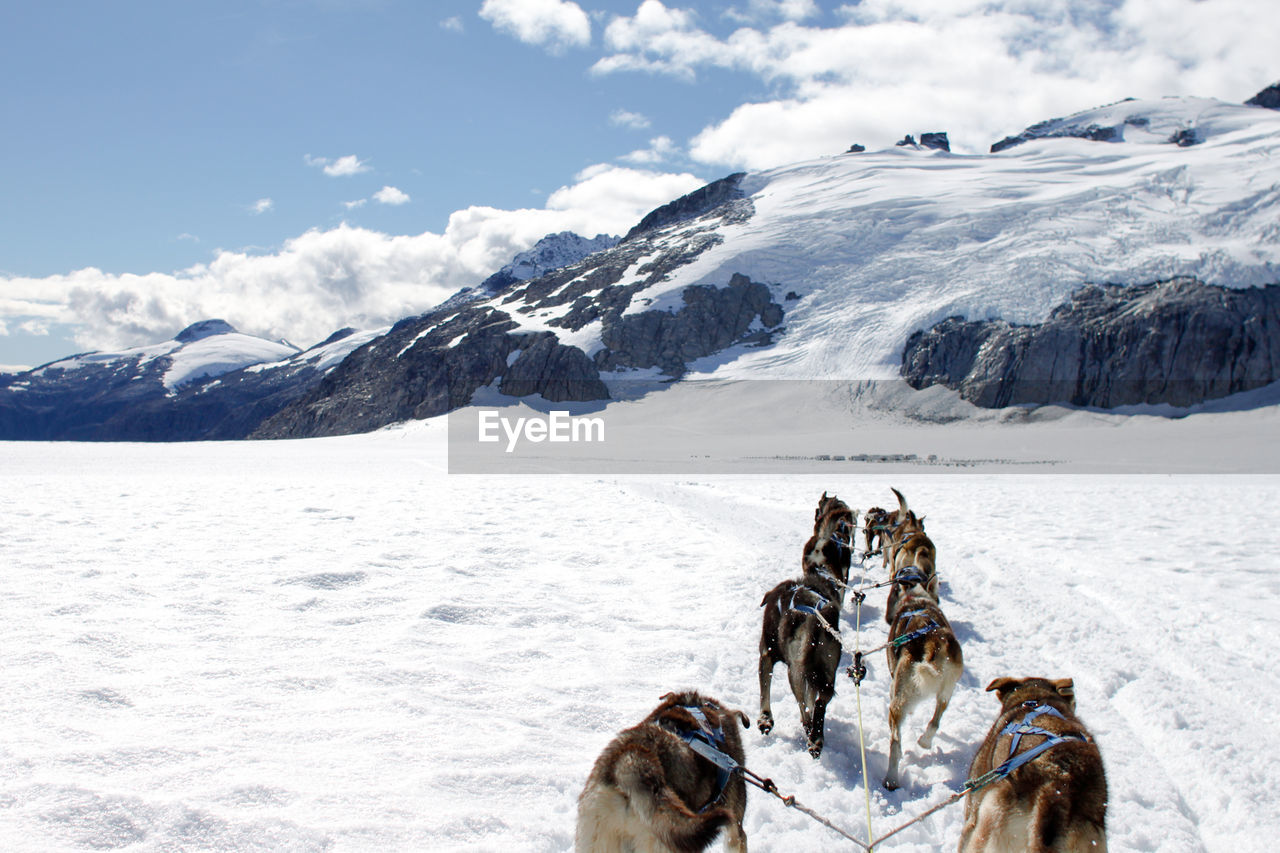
xmin=757 ymin=714 xmax=773 ymax=735
xmin=807 ymin=739 xmax=824 ymax=759
xmin=883 ymin=776 xmax=900 ymax=791
xmin=917 ymin=734 xmax=934 ymax=749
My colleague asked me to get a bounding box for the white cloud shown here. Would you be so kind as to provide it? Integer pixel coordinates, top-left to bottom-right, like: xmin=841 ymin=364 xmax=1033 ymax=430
xmin=595 ymin=0 xmax=1278 ymax=167
xmin=372 ymin=186 xmax=410 ymax=205
xmin=610 ymin=109 xmax=652 ymax=129
xmin=726 ymin=0 xmax=819 ymax=24
xmin=343 ymin=199 xmax=367 ymax=210
xmin=440 ymin=16 xmax=464 ymax=33
xmin=0 ymin=167 xmax=705 ymax=353
xmin=176 ymin=233 xmax=200 ymax=242
xmin=480 ymin=0 xmax=591 ymax=52
xmin=305 ymin=154 xmax=371 ymax=177
xmin=621 ymin=135 xmax=679 ymax=164
xmin=250 ymin=198 xmax=274 ymax=215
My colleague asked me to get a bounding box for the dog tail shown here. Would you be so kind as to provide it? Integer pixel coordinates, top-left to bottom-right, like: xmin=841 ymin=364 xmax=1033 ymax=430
xmin=891 ymin=487 xmax=909 ymax=522
xmin=613 ymin=745 xmax=732 ymax=851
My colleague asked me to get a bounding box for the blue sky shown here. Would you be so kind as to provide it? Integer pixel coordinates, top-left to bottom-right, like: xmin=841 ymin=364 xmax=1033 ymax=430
xmin=1 ymin=0 xmax=1273 ymax=367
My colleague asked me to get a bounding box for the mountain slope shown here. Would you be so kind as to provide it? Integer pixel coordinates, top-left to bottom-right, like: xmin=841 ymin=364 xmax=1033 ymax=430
xmin=0 ymin=322 xmax=379 ymax=441
xmin=5 ymin=92 xmax=1280 ymax=440
xmin=257 ymin=94 xmax=1280 ymax=437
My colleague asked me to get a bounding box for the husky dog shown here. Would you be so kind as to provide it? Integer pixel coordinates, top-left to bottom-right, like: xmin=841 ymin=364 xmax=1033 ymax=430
xmin=758 ymin=559 xmax=846 ymax=759
xmin=959 ymin=677 xmax=1107 ymax=853
xmin=576 ymin=690 xmax=750 ymax=853
xmin=881 ymin=575 xmax=963 ymax=790
xmin=804 ymin=492 xmax=857 ymax=576
xmin=862 ymin=506 xmax=892 ymax=558
xmin=882 ymin=490 xmax=939 ymax=620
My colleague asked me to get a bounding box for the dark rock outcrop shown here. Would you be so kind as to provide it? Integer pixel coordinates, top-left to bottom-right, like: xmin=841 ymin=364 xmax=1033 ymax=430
xmin=991 ymin=120 xmax=1123 ymax=153
xmin=895 ymin=135 xmax=917 ymax=148
xmin=595 ymin=274 xmax=784 ymax=377
xmin=1246 ymin=82 xmax=1280 ymax=109
xmin=920 ymin=132 xmax=950 ymax=152
xmin=901 ymin=278 xmax=1280 ymax=409
xmin=252 ymin=305 xmax=608 ymax=439
xmin=846 ymin=143 xmax=866 ymax=153
xmin=253 ymin=270 xmax=786 ymax=438
xmin=622 ymin=173 xmax=747 ymax=242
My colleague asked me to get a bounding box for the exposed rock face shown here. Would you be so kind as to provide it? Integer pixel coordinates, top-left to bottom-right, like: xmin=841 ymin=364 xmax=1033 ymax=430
xmin=1246 ymin=82 xmax=1280 ymax=109
xmin=253 ymin=270 xmax=785 ymax=438
xmin=846 ymin=143 xmax=866 ymax=153
xmin=252 ymin=305 xmax=610 ymax=439
xmin=595 ymin=274 xmax=785 ymax=376
xmin=991 ymin=120 xmax=1123 ymax=152
xmin=901 ymin=278 xmax=1280 ymax=409
xmin=622 ymin=173 xmax=747 ymax=242
xmin=920 ymin=132 xmax=950 ymax=152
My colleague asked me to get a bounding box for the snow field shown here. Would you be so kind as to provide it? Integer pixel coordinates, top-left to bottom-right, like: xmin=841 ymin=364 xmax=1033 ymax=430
xmin=1 ymin=429 xmax=1278 ymax=851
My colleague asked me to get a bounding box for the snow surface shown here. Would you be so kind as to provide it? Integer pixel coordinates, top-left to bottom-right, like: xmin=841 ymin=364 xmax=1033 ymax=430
xmin=162 ymin=333 xmax=301 ymax=389
xmin=2 ymin=421 xmax=1278 ymax=851
xmin=494 ymin=97 xmax=1280 ymax=382
xmin=27 ymin=328 xmax=299 ymax=391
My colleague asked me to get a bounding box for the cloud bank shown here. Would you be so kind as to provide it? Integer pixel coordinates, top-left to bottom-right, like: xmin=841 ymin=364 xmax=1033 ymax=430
xmin=594 ymin=0 xmax=1276 ymax=167
xmin=0 ymin=166 xmax=703 ymax=352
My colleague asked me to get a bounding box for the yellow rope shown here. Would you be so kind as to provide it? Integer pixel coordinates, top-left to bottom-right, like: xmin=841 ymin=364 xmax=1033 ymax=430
xmin=853 ymin=589 xmax=875 ymax=851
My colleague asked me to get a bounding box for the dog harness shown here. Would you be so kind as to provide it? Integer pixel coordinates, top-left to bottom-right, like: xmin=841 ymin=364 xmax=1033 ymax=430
xmin=892 ymin=568 xmax=929 ymax=588
xmin=670 ymin=705 xmax=741 ymax=812
xmin=990 ymin=703 xmax=1092 ymax=780
xmin=890 ymin=606 xmax=940 ymax=649
xmin=779 ymin=582 xmax=838 ymax=628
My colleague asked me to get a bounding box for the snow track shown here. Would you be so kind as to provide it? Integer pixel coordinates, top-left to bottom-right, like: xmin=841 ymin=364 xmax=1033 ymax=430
xmin=2 ymin=432 xmax=1278 ymax=851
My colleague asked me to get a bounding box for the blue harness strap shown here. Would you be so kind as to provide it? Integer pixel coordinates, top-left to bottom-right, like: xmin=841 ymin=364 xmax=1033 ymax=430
xmin=672 ymin=706 xmax=740 ymax=812
xmin=892 ymin=568 xmax=929 ymax=587
xmin=787 ymin=585 xmax=837 ymax=628
xmin=890 ymin=607 xmax=939 ymax=648
xmin=990 ymin=704 xmax=1091 ymax=780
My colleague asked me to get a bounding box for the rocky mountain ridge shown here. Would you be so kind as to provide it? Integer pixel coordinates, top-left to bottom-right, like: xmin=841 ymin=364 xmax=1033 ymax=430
xmin=901 ymin=277 xmax=1280 ymax=409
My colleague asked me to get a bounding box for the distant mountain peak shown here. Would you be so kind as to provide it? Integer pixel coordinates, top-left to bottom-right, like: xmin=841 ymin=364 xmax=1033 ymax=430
xmin=502 ymin=232 xmax=620 ymax=282
xmin=1246 ymin=82 xmax=1280 ymax=110
xmin=175 ymin=319 xmax=237 ymax=343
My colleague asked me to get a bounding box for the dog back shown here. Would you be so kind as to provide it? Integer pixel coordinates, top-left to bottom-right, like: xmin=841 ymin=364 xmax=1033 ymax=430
xmin=577 ymin=692 xmax=749 ymax=853
xmin=961 ymin=678 xmax=1107 ymax=853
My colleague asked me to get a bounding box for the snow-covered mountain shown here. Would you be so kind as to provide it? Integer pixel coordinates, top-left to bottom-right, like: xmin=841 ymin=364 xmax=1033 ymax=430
xmin=5 ymin=89 xmax=1280 ymax=440
xmin=257 ymin=90 xmax=1280 ymax=438
xmin=0 ymin=321 xmax=379 ymax=440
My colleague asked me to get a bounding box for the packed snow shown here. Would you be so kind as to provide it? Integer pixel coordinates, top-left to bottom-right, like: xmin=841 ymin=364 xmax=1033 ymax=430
xmin=2 ymin=419 xmax=1277 ymax=851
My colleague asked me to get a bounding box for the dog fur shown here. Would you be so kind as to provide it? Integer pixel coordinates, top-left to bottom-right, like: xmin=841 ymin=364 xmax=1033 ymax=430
xmin=757 ymin=560 xmax=847 ymax=759
xmin=958 ymin=677 xmax=1108 ymax=853
xmin=804 ymin=492 xmax=857 ymax=576
xmin=576 ymin=690 xmax=750 ymax=853
xmin=881 ymin=489 xmax=940 ymax=621
xmin=881 ymin=577 xmax=963 ymax=790
xmin=862 ymin=506 xmax=891 ymax=557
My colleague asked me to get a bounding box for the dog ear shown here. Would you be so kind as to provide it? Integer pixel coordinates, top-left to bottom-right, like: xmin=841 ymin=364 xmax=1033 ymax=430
xmin=1051 ymin=678 xmax=1076 ymax=709
xmin=736 ymin=710 xmax=750 ymax=729
xmin=986 ymin=677 xmax=1021 ymax=698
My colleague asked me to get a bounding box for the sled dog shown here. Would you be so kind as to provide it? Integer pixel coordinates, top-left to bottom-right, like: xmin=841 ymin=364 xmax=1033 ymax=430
xmin=804 ymin=492 xmax=857 ymax=576
xmin=758 ymin=559 xmax=846 ymax=759
xmin=862 ymin=505 xmax=892 ymax=557
xmin=576 ymin=690 xmax=750 ymax=853
xmin=882 ymin=576 xmax=963 ymax=790
xmin=958 ymin=677 xmax=1108 ymax=853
